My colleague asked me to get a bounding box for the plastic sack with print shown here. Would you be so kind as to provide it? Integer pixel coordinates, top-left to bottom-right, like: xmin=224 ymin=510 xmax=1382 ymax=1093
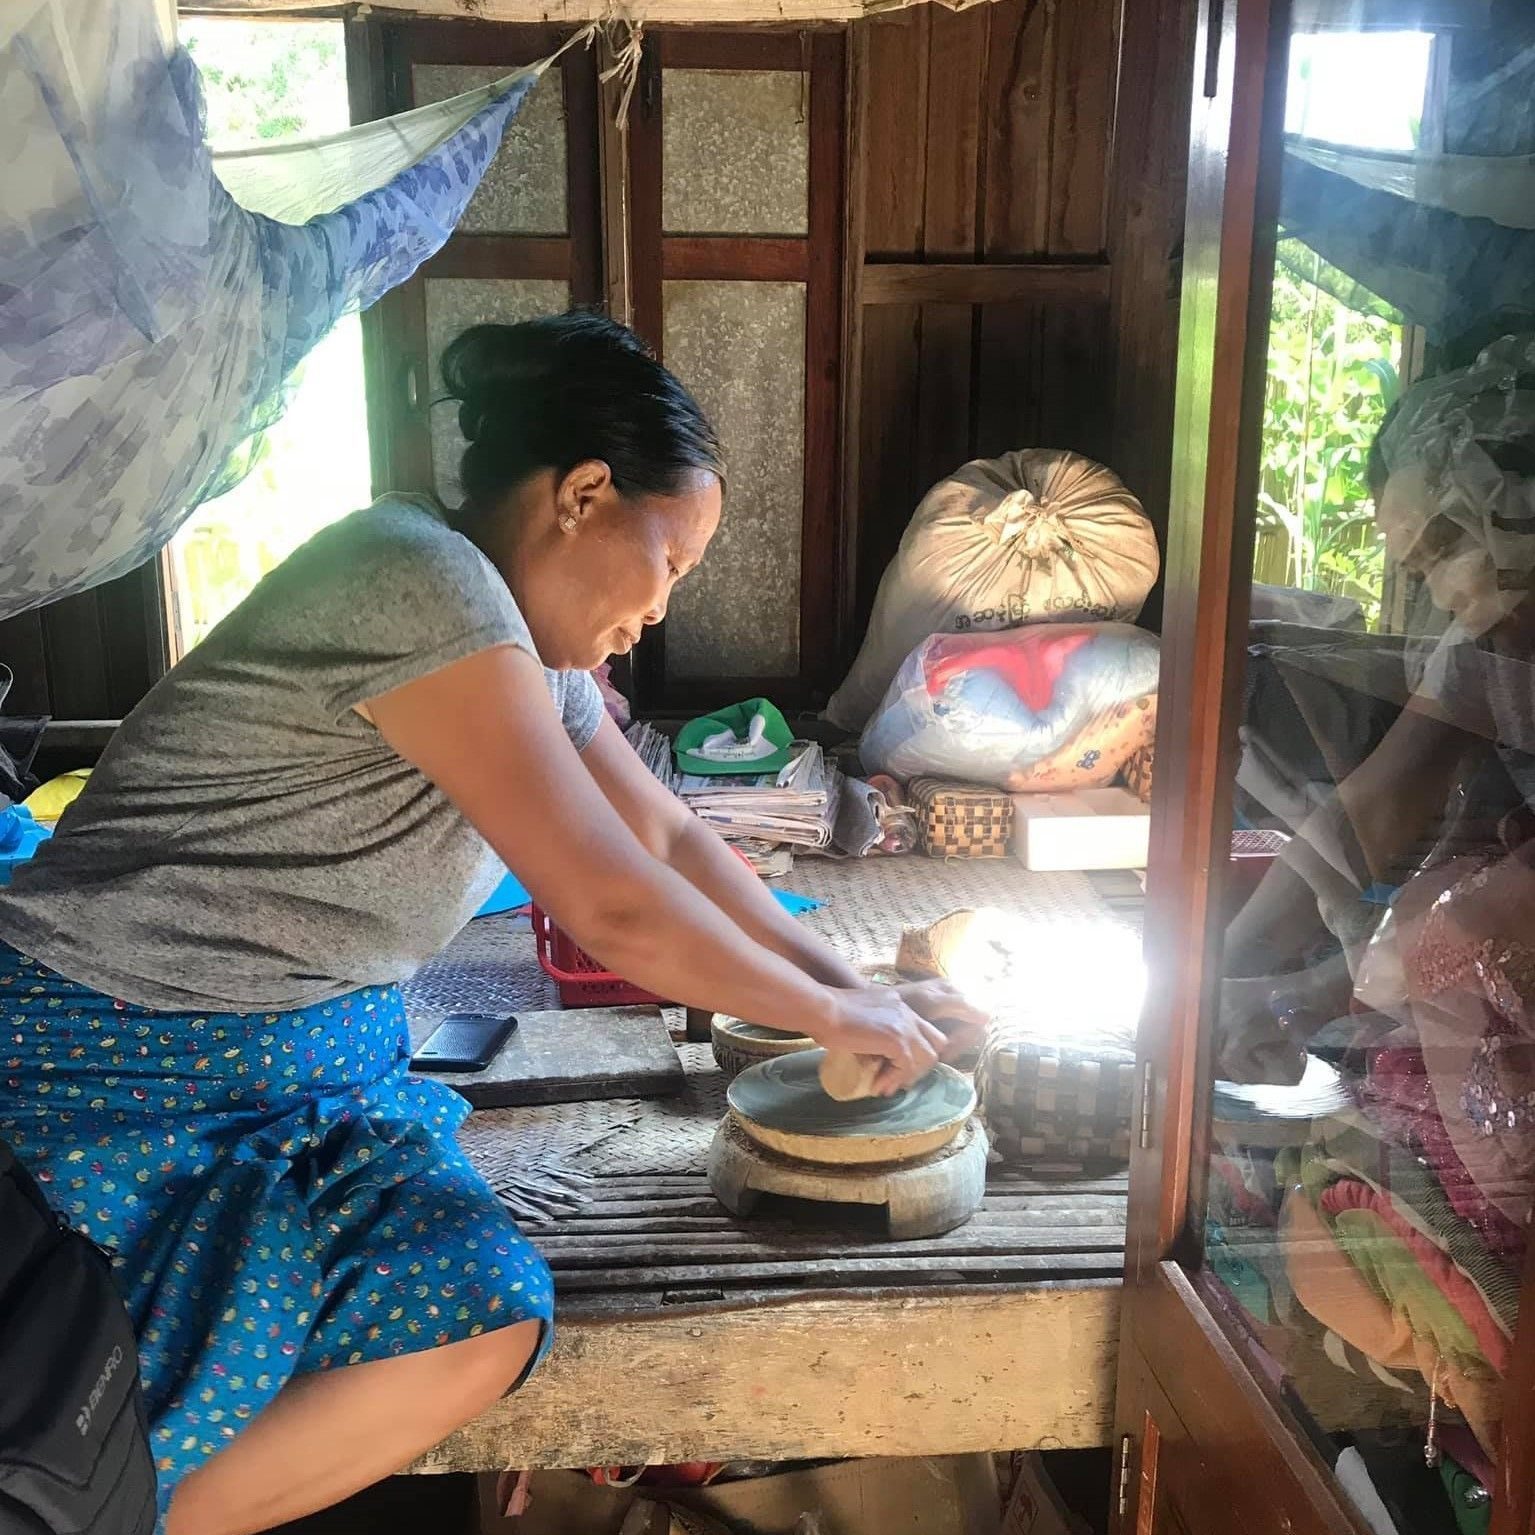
xmin=826 ymin=451 xmax=1160 ymax=731
xmin=859 ymin=622 xmax=1160 ymax=791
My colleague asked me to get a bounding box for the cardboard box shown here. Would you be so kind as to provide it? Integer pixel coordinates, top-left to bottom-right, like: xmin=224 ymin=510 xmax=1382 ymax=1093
xmin=1011 ymin=788 xmax=1151 ymax=872
xmin=999 ymin=1454 xmax=1090 ymax=1535
xmin=481 ymin=1455 xmax=1002 ymax=1535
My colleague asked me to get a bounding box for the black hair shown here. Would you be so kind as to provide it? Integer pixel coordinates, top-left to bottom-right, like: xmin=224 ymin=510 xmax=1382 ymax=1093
xmin=439 ymin=312 xmax=725 ymax=510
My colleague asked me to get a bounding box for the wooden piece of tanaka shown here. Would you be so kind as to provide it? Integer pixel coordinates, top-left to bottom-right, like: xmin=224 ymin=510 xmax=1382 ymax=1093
xmin=408 ymin=1281 xmax=1120 ymax=1473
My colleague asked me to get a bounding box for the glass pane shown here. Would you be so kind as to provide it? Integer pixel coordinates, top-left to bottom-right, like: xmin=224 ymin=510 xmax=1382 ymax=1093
xmin=663 ymin=280 xmax=805 ymax=678
xmin=425 ymin=277 xmax=571 ymax=505
xmin=412 ymin=64 xmax=567 ymax=235
xmin=1203 ymin=12 xmax=1534 ymax=1531
xmin=662 ymin=70 xmax=809 ymax=236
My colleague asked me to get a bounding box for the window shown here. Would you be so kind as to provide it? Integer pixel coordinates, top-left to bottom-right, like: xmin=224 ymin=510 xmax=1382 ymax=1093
xmin=164 ymin=19 xmax=373 ymax=658
xmin=1255 ymin=28 xmax=1436 ymax=631
xmin=372 ymin=23 xmax=847 ymax=712
xmin=1254 ymin=248 xmax=1404 ymax=630
xmin=370 ymin=24 xmax=603 ymax=501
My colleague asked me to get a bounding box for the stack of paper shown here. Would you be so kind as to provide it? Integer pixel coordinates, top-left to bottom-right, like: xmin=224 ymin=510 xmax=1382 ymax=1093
xmin=679 ymin=742 xmax=839 ymax=850
xmin=730 ymin=839 xmax=797 ymax=878
xmin=622 ymin=723 xmax=839 ymax=853
xmin=624 ymin=721 xmax=680 ymax=793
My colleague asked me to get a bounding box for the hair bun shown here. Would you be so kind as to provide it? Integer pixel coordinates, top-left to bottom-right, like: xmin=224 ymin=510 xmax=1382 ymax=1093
xmin=442 ymin=317 xmax=660 ymax=443
xmin=437 ymin=310 xmax=723 ymax=505
xmin=440 ymin=324 xmax=549 ymax=443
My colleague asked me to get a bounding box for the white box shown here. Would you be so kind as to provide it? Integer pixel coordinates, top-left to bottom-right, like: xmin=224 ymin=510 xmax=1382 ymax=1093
xmin=1011 ymin=787 xmax=1151 ymax=871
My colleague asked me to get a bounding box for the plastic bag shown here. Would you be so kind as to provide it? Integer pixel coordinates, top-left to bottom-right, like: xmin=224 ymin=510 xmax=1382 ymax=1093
xmin=825 ymin=450 xmax=1159 ymax=730
xmin=860 ymin=623 xmax=1160 ymax=791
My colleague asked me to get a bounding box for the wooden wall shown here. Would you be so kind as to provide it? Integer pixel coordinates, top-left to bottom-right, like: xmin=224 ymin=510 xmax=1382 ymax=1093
xmin=0 ymin=0 xmax=1196 ymax=726
xmin=0 ymin=568 xmax=165 ymax=722
xmin=845 ymin=0 xmax=1196 ymax=639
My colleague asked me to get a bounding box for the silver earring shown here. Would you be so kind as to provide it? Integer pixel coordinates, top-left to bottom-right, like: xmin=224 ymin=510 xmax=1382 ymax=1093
xmin=559 ymin=514 xmax=578 ymax=532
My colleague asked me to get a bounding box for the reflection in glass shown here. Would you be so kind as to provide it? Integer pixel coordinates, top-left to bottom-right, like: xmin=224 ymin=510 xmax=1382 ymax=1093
xmin=1206 ymin=12 xmax=1535 ymax=1531
xmin=662 ymin=280 xmax=805 ymax=678
xmin=425 ymin=279 xmax=571 ymax=505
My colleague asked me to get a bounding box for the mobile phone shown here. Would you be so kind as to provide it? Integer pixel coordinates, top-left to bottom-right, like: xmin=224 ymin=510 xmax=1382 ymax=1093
xmin=410 ymin=1014 xmax=518 ymax=1073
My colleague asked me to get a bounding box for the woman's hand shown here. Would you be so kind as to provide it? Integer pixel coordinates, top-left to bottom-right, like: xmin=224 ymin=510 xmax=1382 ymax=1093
xmin=1215 ymin=975 xmax=1308 ymax=1086
xmin=895 ymin=979 xmax=990 ymax=1058
xmin=815 ymin=979 xmax=990 ymax=1095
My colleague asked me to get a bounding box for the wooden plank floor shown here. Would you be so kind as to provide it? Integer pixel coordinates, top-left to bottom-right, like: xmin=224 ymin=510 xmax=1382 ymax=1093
xmin=523 ymin=1168 xmax=1129 ymax=1312
xmin=411 ymin=1164 xmax=1128 ymax=1472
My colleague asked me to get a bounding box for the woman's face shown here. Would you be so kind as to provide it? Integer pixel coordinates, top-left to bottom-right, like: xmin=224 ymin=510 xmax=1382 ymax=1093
xmin=1376 ymin=465 xmax=1512 ymax=636
xmin=511 ymin=462 xmax=723 ymax=671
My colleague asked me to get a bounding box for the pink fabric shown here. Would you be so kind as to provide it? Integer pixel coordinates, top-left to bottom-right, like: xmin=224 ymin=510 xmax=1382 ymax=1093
xmin=593 ymin=663 xmax=630 ymax=728
xmin=1363 ymin=1043 xmax=1527 ymax=1260
xmin=1319 ymin=1179 xmax=1510 ymax=1372
xmin=1438 ymin=1425 xmax=1496 ymax=1494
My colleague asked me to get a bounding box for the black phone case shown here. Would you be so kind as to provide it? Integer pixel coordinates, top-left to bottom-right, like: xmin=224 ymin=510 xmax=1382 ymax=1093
xmin=410 ymin=1015 xmax=518 ymax=1073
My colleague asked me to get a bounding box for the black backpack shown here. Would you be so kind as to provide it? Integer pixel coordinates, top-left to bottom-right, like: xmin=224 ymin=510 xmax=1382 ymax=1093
xmin=0 ymin=1140 xmax=155 ymax=1534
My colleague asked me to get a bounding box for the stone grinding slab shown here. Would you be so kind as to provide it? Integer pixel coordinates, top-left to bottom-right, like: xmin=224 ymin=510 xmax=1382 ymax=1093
xmin=727 ymin=1049 xmax=976 ymax=1165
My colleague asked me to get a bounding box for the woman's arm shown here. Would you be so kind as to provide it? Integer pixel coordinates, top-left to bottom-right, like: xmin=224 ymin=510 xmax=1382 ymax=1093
xmin=1224 ymin=700 xmax=1472 ymax=975
xmin=365 ymin=645 xmax=972 ymax=1089
xmin=1217 ymin=698 xmax=1475 ymax=1083
xmin=579 ymin=715 xmax=866 ymax=990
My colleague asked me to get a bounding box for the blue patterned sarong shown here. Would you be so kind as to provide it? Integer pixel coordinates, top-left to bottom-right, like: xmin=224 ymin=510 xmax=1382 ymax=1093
xmin=0 ymin=945 xmax=552 ymax=1522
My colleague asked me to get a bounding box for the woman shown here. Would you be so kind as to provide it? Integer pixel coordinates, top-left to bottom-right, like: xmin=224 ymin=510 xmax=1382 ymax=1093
xmin=0 ymin=313 xmax=982 ymax=1535
xmin=1218 ymin=330 xmax=1535 ymax=1083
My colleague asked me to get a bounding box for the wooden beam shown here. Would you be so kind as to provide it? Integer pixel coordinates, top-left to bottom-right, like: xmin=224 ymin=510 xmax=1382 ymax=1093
xmin=799 ymin=29 xmax=848 ymax=698
xmin=425 ymin=236 xmax=574 ymax=281
xmin=597 ymin=34 xmax=634 ymax=326
xmin=661 ymin=237 xmax=810 ymax=283
xmin=914 ymin=4 xmax=987 ymax=493
xmin=409 ymin=1282 xmax=1121 ymax=1473
xmin=836 ymin=22 xmax=869 ymax=673
xmin=655 ymin=29 xmax=817 ymax=69
xmin=862 ymin=261 xmax=1110 ymax=306
xmin=185 ymin=0 xmax=1016 ymax=21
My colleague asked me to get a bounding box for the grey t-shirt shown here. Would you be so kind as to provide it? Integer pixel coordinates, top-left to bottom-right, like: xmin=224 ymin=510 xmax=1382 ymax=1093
xmin=0 ymin=496 xmax=603 ymax=1011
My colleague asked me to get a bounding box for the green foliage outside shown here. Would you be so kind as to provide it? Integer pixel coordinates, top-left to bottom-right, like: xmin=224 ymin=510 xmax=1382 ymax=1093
xmin=183 ymin=20 xmax=350 ymax=147
xmin=1255 ymin=240 xmax=1403 ymax=629
xmin=169 ymin=22 xmax=371 ymax=653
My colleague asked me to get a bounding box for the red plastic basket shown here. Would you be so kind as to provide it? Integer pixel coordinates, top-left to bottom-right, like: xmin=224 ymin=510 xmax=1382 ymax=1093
xmin=532 ymin=907 xmax=672 ymax=1009
xmin=1226 ymin=828 xmax=1291 ymax=916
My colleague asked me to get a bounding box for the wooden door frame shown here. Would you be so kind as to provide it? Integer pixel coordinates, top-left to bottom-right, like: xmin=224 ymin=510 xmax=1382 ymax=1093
xmin=1111 ymin=0 xmax=1375 ymax=1527
xmin=1116 ymin=0 xmax=1535 ymax=1527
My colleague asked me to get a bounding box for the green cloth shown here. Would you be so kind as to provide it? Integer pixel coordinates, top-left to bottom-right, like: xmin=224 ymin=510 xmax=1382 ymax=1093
xmin=1308 ymin=1119 xmax=1521 ymax=1335
xmin=1331 ymin=1208 xmax=1487 ymax=1374
xmin=675 ymin=698 xmax=794 ymax=777
xmin=1439 ymin=1456 xmax=1491 ymax=1535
